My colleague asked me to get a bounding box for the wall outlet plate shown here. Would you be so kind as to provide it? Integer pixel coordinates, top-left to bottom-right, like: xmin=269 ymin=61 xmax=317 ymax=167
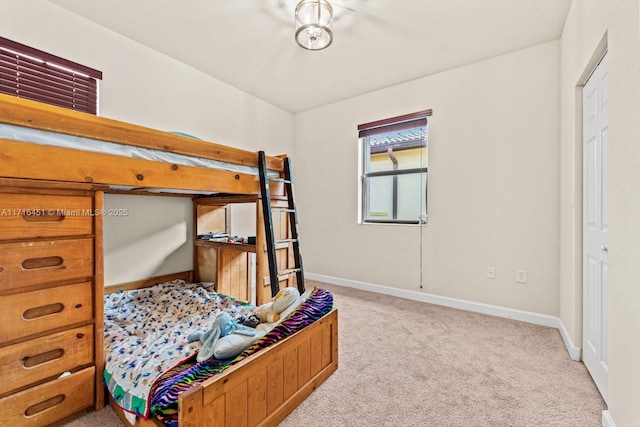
xmin=516 ymin=269 xmax=527 ymax=283
xmin=487 ymin=267 xmax=496 ymax=279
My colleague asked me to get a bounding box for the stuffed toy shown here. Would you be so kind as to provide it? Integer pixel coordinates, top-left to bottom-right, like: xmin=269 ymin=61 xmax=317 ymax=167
xmin=188 ymin=312 xmax=256 ymax=362
xmin=237 ymin=314 xmax=261 ymax=328
xmin=255 ymin=287 xmax=300 ymax=323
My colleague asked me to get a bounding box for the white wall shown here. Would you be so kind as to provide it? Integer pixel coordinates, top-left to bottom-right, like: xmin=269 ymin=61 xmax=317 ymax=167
xmin=561 ymin=0 xmax=640 ymax=424
xmin=0 ymin=0 xmax=294 ymax=283
xmin=295 ymin=41 xmax=561 ymax=316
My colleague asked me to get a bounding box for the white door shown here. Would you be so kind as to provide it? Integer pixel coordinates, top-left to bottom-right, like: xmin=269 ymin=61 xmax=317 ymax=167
xmin=583 ymin=52 xmax=608 ymax=403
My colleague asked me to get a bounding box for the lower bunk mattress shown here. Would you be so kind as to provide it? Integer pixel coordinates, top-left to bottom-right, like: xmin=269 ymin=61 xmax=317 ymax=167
xmin=103 ymin=280 xmax=333 ymax=426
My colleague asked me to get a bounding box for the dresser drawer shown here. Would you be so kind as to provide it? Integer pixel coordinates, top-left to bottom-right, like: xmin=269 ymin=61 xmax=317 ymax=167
xmin=0 ymin=238 xmax=93 ymax=292
xmin=0 ymin=282 xmax=93 ymax=344
xmin=0 ymin=325 xmax=94 ymax=396
xmin=0 ymin=193 xmax=93 ymax=240
xmin=0 ymin=366 xmax=94 ymax=427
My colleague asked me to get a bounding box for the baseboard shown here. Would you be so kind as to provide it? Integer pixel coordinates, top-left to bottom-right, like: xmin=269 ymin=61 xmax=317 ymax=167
xmin=556 ymin=316 xmax=582 ymax=361
xmin=307 ymin=272 xmax=582 ymax=361
xmin=602 ymin=410 xmax=616 ymax=427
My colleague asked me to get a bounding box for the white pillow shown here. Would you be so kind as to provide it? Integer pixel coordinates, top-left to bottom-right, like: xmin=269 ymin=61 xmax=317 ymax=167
xmin=213 ymin=329 xmax=267 ymax=359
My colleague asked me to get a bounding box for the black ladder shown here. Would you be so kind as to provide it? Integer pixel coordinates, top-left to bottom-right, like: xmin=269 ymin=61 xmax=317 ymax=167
xmin=257 ymin=151 xmax=305 ymax=297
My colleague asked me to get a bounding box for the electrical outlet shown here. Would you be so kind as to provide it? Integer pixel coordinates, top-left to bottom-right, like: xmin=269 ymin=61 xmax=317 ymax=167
xmin=486 ymin=267 xmax=496 ymax=279
xmin=516 ymin=269 xmax=527 ymax=284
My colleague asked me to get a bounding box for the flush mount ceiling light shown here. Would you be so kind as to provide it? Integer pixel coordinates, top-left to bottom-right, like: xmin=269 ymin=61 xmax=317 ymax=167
xmin=295 ymin=0 xmax=334 ymax=51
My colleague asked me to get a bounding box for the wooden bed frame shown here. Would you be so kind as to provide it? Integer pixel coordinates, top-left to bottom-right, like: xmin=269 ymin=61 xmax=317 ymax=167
xmin=107 ymin=273 xmax=338 ymax=427
xmin=0 ymin=94 xmax=339 ymax=426
xmin=109 ymin=305 xmax=338 ymax=427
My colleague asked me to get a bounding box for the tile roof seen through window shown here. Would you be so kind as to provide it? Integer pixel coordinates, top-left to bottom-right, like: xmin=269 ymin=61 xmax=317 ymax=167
xmin=369 ymin=128 xmax=427 ymax=154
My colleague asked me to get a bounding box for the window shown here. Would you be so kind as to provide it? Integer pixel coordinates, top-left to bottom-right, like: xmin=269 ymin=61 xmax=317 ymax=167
xmin=0 ymin=37 xmax=102 ymax=114
xmin=358 ymin=110 xmax=431 ymax=224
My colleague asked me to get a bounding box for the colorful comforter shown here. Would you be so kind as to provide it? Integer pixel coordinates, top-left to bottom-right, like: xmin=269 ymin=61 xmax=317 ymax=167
xmin=150 ymin=287 xmax=334 ymax=427
xmin=103 ymin=280 xmax=256 ymax=418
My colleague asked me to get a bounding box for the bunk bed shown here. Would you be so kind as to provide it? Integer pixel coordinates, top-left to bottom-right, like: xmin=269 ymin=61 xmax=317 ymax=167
xmin=0 ymin=94 xmax=338 ymax=427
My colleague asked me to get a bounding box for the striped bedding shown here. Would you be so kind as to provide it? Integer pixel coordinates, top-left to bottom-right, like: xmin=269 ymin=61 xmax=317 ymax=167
xmin=149 ymin=287 xmax=334 ymax=427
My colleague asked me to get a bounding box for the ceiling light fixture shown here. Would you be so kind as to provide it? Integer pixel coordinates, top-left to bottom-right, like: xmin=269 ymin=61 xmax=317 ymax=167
xmin=295 ymin=0 xmax=334 ymax=51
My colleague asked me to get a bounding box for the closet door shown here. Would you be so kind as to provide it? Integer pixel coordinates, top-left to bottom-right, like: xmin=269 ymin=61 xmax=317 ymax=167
xmin=582 ymin=52 xmax=608 ymax=403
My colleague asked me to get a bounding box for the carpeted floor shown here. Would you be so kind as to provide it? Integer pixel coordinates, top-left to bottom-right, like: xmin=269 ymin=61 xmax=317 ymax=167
xmin=65 ymin=281 xmax=605 ymax=427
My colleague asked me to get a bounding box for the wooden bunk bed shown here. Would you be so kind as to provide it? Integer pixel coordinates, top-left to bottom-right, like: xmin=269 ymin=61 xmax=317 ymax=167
xmin=0 ymin=94 xmax=338 ymax=427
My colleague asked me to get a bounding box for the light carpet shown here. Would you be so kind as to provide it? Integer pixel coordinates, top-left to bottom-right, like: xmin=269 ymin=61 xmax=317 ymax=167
xmin=65 ymin=281 xmax=605 ymax=427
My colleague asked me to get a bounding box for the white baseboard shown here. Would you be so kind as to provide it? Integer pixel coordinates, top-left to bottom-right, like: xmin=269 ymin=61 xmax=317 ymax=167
xmin=307 ymin=272 xmax=581 ymax=361
xmin=557 ymin=316 xmax=582 ymax=361
xmin=602 ymin=410 xmax=616 ymax=427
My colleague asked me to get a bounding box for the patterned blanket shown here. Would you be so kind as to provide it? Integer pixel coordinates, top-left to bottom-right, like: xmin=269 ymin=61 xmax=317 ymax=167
xmin=103 ymin=280 xmax=256 ymax=418
xmin=150 ymin=287 xmax=334 ymax=427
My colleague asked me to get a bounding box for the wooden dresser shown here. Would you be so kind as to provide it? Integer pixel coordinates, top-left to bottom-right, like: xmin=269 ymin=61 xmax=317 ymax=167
xmin=0 ymin=180 xmax=104 ymax=426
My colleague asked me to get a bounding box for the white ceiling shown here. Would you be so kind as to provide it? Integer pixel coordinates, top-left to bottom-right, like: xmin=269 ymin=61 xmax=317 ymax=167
xmin=50 ymin=0 xmax=572 ymax=113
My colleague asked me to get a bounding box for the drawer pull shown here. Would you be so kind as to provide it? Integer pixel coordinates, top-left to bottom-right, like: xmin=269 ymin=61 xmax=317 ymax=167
xmin=21 ymin=256 xmax=64 ymax=270
xmin=24 ymin=394 xmax=66 ymax=416
xmin=22 ymin=211 xmax=65 ymax=222
xmin=76 ymin=333 xmax=84 ymax=339
xmin=22 ymin=348 xmax=65 ymax=368
xmin=23 ymin=303 xmax=64 ymax=320
xmin=74 ymin=304 xmax=82 ymax=309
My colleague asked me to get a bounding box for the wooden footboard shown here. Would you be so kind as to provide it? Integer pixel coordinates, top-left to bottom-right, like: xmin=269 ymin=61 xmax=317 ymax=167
xmin=110 ymin=309 xmax=338 ymax=427
xmin=178 ymin=309 xmax=338 ymax=427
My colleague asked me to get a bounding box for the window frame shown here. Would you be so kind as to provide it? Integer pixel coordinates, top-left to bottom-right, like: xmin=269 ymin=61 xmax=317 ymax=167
xmin=358 ymin=110 xmax=431 ymax=225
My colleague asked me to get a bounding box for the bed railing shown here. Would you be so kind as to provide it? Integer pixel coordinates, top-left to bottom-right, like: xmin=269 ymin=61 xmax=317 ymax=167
xmin=0 ymin=94 xmax=284 ymax=172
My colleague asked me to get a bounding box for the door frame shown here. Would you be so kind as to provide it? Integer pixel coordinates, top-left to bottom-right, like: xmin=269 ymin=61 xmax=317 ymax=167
xmin=574 ymin=34 xmax=608 ymax=398
xmin=581 ymin=50 xmax=609 ymax=403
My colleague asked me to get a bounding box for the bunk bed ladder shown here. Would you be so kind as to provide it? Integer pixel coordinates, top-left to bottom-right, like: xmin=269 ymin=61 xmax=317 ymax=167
xmin=258 ymin=151 xmax=305 ymax=297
